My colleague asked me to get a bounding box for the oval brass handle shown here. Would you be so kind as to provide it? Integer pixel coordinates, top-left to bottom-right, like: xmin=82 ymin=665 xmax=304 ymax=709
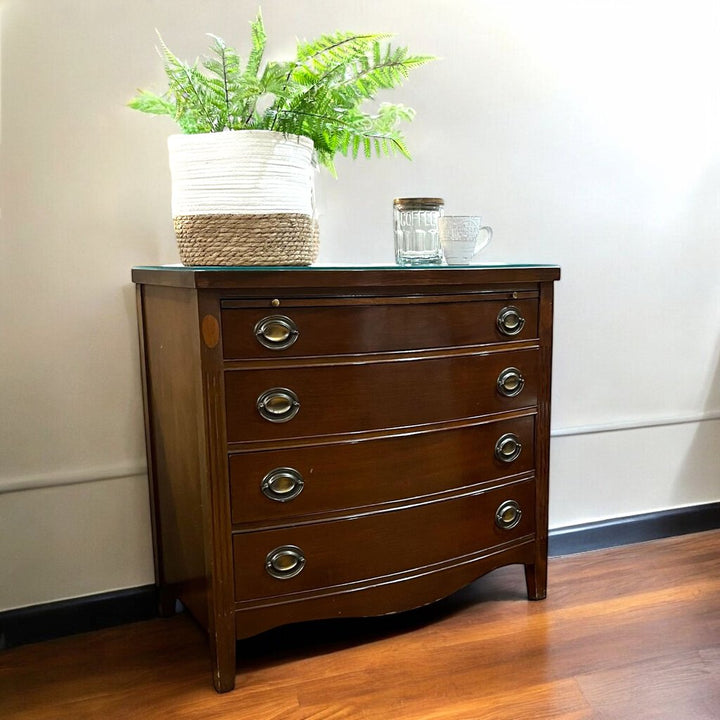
xmin=261 ymin=467 xmax=305 ymax=502
xmin=495 ymin=500 xmax=522 ymax=530
xmin=254 ymin=315 xmax=299 ymax=350
xmin=265 ymin=545 xmax=306 ymax=579
xmin=495 ymin=433 xmax=522 ymax=463
xmin=256 ymin=388 xmax=300 ymax=423
xmin=497 ymin=306 xmax=526 ymax=336
xmin=496 ymin=367 xmax=525 ymax=398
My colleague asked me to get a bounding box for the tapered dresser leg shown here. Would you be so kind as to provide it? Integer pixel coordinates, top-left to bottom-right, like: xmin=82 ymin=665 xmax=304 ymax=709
xmin=210 ymin=632 xmax=237 ymax=693
xmin=524 ymin=560 xmax=548 ymax=601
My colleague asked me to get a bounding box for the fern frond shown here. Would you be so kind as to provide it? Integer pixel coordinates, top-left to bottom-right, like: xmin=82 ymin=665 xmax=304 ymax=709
xmin=201 ymin=34 xmax=241 ymax=128
xmin=156 ymin=31 xmax=220 ymax=132
xmin=340 ymin=44 xmax=436 ymax=93
xmin=245 ymin=10 xmax=266 ymax=78
xmin=268 ymin=32 xmax=389 ymax=129
xmin=374 ymin=102 xmax=416 ymax=132
xmin=277 ymin=41 xmax=435 ymax=133
xmin=269 ymin=101 xmax=413 ymax=170
xmin=296 ymin=31 xmax=390 ymax=66
xmin=127 ymin=89 xmax=176 ymax=116
xmin=235 ymin=11 xmax=268 ymax=125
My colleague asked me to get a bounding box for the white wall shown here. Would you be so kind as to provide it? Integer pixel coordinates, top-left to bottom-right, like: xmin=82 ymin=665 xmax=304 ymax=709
xmin=1 ymin=0 xmax=718 ymax=611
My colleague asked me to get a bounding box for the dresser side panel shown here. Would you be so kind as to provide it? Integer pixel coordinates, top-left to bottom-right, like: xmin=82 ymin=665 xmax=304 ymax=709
xmin=139 ymin=284 xmax=209 ymax=628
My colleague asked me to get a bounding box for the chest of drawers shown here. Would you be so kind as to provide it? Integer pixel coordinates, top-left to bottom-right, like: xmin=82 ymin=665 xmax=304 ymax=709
xmin=132 ymin=264 xmax=560 ymax=692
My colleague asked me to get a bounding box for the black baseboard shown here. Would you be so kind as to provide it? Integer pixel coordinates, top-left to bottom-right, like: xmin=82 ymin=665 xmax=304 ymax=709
xmin=0 ymin=585 xmax=157 ymax=650
xmin=548 ymin=501 xmax=720 ymax=556
xmin=2 ymin=503 xmax=718 ymax=650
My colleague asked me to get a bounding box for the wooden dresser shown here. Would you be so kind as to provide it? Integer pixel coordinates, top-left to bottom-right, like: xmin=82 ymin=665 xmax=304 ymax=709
xmin=132 ymin=264 xmax=560 ymax=692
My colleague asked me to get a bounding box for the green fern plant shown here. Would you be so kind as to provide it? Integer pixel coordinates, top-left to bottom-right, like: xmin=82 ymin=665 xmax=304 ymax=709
xmin=128 ymin=11 xmax=434 ymax=174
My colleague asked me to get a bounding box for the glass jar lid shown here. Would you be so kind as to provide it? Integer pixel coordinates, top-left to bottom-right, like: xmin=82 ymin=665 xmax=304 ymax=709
xmin=393 ymin=197 xmax=444 ymax=211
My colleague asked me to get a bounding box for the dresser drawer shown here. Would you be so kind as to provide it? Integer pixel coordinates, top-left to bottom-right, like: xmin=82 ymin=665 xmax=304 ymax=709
xmin=229 ymin=415 xmax=535 ymax=525
xmin=220 ymin=298 xmax=538 ymax=359
xmin=233 ymin=478 xmax=536 ymax=602
xmin=225 ymin=348 xmax=539 ymax=443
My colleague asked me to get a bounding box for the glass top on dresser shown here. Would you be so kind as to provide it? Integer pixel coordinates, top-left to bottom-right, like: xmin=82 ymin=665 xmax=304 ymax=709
xmin=131 ymin=263 xmax=561 ymax=288
xmin=133 ymin=263 xmax=558 ymax=271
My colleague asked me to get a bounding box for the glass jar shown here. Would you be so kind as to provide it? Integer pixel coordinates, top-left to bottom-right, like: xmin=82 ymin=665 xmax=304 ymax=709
xmin=393 ymin=197 xmax=444 ymax=266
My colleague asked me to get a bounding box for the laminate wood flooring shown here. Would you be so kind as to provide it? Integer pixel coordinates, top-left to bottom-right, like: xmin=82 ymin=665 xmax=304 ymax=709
xmin=2 ymin=529 xmax=718 ymax=719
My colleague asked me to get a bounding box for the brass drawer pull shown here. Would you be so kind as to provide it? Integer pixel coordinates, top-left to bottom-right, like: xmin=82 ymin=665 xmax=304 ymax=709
xmin=265 ymin=545 xmax=306 ymax=579
xmin=497 ymin=306 xmax=526 ymax=336
xmin=496 ymin=367 xmax=525 ymax=397
xmin=495 ymin=500 xmax=522 ymax=530
xmin=256 ymin=388 xmax=300 ymax=423
xmin=254 ymin=315 xmax=299 ymax=350
xmin=261 ymin=467 xmax=304 ymax=502
xmin=495 ymin=433 xmax=522 ymax=463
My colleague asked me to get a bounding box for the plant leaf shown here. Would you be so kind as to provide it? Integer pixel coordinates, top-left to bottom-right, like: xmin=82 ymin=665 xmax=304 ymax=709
xmin=127 ymin=89 xmax=176 ymax=116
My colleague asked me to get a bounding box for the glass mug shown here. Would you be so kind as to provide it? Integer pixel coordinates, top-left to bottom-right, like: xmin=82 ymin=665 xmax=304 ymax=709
xmin=393 ymin=197 xmax=444 ymax=266
xmin=439 ymin=216 xmax=493 ymax=265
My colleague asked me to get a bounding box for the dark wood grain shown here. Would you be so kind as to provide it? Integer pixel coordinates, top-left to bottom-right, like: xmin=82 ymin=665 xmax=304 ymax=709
xmin=229 ymin=415 xmax=536 ymax=525
xmin=232 ymin=478 xmax=536 ymax=603
xmin=138 ymin=284 xmax=209 ymax=626
xmin=224 ymin=349 xmax=540 ymax=443
xmin=525 ymin=279 xmax=556 ymax=600
xmin=233 ymin=541 xmax=537 ymax=640
xmin=196 ymin=292 xmax=237 ymax=693
xmin=221 ymin=295 xmax=539 ymax=359
xmin=133 ymin=265 xmax=559 ymax=691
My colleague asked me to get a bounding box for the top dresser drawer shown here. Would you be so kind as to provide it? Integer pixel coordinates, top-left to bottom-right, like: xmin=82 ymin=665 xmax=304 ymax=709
xmin=220 ymin=296 xmax=538 ymax=360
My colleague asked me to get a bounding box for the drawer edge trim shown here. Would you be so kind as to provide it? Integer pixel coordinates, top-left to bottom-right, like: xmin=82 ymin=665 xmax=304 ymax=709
xmin=227 ymin=408 xmax=539 ymax=452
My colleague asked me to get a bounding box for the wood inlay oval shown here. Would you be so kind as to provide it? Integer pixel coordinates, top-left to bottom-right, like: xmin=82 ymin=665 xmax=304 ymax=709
xmin=201 ymin=315 xmax=220 ymax=349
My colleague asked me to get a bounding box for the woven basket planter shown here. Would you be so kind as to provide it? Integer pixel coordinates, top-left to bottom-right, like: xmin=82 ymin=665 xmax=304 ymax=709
xmin=168 ymin=130 xmax=319 ymax=266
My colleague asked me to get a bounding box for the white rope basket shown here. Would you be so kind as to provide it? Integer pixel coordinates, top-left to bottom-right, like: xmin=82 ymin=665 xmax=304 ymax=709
xmin=168 ymin=130 xmax=319 ymax=266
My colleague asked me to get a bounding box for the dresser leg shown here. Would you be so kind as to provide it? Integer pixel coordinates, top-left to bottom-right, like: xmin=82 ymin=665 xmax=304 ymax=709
xmin=524 ymin=561 xmax=548 ymax=600
xmin=210 ymin=632 xmax=237 ymax=693
xmin=157 ymin=587 xmax=177 ymax=618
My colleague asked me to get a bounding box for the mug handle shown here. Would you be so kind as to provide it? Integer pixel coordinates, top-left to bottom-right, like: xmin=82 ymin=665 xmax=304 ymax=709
xmin=474 ymin=225 xmax=493 ymax=255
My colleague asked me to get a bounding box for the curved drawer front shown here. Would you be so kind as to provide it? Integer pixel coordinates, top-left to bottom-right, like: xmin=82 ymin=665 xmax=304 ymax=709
xmin=233 ymin=479 xmax=536 ymax=602
xmin=225 ymin=348 xmax=539 ymax=443
xmin=221 ymin=298 xmax=539 ymax=359
xmin=229 ymin=415 xmax=535 ymax=525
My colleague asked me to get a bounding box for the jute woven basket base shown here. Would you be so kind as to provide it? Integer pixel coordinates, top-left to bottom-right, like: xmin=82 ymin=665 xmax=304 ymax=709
xmin=174 ymin=213 xmax=320 ymax=266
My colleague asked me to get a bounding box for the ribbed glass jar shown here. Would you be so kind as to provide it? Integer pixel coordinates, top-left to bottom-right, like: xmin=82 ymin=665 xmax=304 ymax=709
xmin=393 ymin=197 xmax=444 ymax=266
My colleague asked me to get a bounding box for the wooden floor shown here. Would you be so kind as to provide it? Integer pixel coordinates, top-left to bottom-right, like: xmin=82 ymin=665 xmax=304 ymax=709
xmin=2 ymin=530 xmax=718 ymax=719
